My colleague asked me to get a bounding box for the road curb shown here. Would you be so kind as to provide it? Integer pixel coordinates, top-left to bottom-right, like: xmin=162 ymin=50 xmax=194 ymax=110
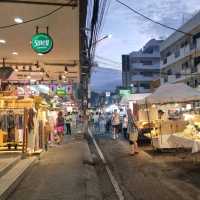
xmin=0 ymin=156 xmax=38 ymax=200
xmin=83 ymin=140 xmax=103 ymax=200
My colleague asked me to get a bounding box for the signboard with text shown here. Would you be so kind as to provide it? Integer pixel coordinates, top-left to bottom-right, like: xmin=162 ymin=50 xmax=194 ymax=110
xmin=31 ymin=33 xmax=53 ymax=54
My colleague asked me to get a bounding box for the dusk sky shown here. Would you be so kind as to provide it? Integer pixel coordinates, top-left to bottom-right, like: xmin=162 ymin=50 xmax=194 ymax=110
xmin=95 ymin=0 xmax=200 ymax=70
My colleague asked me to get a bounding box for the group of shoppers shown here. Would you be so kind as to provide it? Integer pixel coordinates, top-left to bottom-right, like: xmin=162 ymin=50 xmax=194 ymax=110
xmin=90 ymin=109 xmax=139 ymax=155
xmin=55 ymin=111 xmax=80 ymax=144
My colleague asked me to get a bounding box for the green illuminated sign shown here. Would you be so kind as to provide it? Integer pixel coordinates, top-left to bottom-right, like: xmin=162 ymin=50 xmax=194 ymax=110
xmin=31 ymin=33 xmax=53 ymax=54
xmin=56 ymin=88 xmax=67 ymax=97
xmin=119 ymin=89 xmax=131 ymax=97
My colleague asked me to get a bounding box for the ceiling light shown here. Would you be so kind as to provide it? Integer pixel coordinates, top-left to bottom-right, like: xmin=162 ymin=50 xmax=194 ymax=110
xmin=14 ymin=66 xmax=19 ymax=72
xmin=12 ymin=52 xmax=18 ymax=55
xmin=14 ymin=17 xmax=23 ymax=24
xmin=27 ymin=75 xmax=31 ymax=79
xmin=38 ymin=53 xmax=43 ymax=56
xmin=0 ymin=39 xmax=6 ymax=44
xmin=62 ymin=75 xmax=66 ymax=79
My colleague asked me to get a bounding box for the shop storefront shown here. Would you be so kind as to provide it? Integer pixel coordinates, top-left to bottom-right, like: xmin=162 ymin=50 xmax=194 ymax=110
xmin=0 ymin=0 xmax=88 ymax=154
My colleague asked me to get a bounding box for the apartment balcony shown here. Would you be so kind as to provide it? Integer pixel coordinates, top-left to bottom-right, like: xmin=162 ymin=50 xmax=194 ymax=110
xmin=161 ymin=38 xmax=200 ymax=69
xmin=130 ymin=63 xmax=160 ymax=70
xmin=131 ymin=75 xmax=158 ymax=82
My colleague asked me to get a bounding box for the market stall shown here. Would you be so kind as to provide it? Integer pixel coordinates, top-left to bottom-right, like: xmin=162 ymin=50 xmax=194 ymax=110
xmin=136 ymin=83 xmax=200 ymax=152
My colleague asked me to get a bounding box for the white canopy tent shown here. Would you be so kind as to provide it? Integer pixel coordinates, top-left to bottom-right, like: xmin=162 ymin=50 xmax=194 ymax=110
xmin=120 ymin=93 xmax=151 ymax=105
xmin=142 ymin=83 xmax=200 ymax=104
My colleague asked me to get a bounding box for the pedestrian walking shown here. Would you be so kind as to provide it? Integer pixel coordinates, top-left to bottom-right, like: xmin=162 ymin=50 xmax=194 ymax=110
xmin=93 ymin=112 xmax=100 ymax=132
xmin=71 ymin=111 xmax=77 ymax=128
xmin=99 ymin=113 xmax=106 ymax=134
xmin=122 ymin=114 xmax=128 ymax=139
xmin=44 ymin=121 xmax=51 ymax=151
xmin=56 ymin=111 xmax=65 ymax=144
xmin=105 ymin=113 xmax=111 ymax=133
xmin=65 ymin=112 xmax=72 ymax=135
xmin=112 ymin=109 xmax=120 ymax=139
xmin=127 ymin=109 xmax=139 ymax=155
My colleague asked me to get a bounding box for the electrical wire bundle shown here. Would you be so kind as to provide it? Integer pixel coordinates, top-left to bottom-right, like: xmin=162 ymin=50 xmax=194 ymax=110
xmin=86 ymin=0 xmax=111 ymax=67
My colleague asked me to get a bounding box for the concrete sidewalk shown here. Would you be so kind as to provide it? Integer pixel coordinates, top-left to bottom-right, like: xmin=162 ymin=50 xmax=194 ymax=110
xmin=6 ymin=134 xmax=102 ymax=200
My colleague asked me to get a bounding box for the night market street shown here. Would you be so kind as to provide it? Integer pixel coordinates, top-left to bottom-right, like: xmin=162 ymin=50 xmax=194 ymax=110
xmin=89 ymin=131 xmax=200 ymax=200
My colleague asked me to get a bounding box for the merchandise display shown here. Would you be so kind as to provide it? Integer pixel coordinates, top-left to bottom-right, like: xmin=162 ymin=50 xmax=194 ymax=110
xmin=135 ymin=83 xmax=200 ymax=151
xmin=0 ymin=95 xmax=50 ymax=153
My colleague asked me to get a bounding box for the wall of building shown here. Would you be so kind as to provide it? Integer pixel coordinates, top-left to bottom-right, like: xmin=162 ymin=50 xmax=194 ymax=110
xmin=160 ymin=12 xmax=200 ymax=88
xmin=122 ymin=39 xmax=162 ymax=93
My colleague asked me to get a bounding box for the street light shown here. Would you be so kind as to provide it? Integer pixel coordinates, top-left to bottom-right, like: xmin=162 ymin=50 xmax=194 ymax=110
xmin=92 ymin=34 xmax=112 ymax=46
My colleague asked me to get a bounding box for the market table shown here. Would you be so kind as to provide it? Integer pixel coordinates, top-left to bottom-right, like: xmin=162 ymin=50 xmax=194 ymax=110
xmin=168 ymin=134 xmax=200 ymax=153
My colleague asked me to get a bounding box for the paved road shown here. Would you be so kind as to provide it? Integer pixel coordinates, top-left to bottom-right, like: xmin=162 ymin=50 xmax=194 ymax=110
xmin=95 ymin=136 xmax=200 ymax=200
xmin=8 ymin=136 xmax=96 ymax=200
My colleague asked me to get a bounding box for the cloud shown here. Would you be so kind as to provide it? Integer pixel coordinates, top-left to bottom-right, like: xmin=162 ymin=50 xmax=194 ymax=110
xmin=96 ymin=0 xmax=200 ymax=70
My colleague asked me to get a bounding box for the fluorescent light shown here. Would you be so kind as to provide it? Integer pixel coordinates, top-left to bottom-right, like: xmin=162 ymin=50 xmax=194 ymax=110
xmin=0 ymin=39 xmax=6 ymax=44
xmin=12 ymin=52 xmax=18 ymax=55
xmin=14 ymin=17 xmax=23 ymax=24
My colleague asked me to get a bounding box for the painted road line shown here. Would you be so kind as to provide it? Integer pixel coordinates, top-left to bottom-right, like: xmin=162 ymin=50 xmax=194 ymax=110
xmin=88 ymin=128 xmax=125 ymax=200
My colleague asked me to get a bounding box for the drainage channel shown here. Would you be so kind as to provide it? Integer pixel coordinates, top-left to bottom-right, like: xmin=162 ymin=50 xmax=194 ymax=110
xmin=87 ymin=129 xmax=125 ymax=200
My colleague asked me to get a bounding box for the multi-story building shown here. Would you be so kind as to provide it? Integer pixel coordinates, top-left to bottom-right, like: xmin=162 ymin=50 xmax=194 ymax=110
xmin=160 ymin=11 xmax=200 ymax=88
xmin=122 ymin=39 xmax=163 ymax=93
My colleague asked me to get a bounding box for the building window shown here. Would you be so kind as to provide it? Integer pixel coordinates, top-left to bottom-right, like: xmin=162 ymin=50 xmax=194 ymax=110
xmin=191 ymin=66 xmax=197 ymax=73
xmin=141 ymin=60 xmax=153 ymax=65
xmin=174 ymin=50 xmax=180 ymax=58
xmin=193 ymin=32 xmax=200 ymax=42
xmin=166 ymin=52 xmax=171 ymax=57
xmin=182 ymin=61 xmax=189 ymax=70
xmin=194 ymin=56 xmax=200 ymax=66
xmin=142 ymin=71 xmax=153 ymax=77
xmin=167 ymin=69 xmax=172 ymax=75
xmin=175 ymin=73 xmax=181 ymax=79
xmin=163 ymin=58 xmax=167 ymax=64
xmin=164 ymin=77 xmax=168 ymax=83
xmin=195 ymin=79 xmax=198 ymax=88
xmin=140 ymin=83 xmax=150 ymax=89
xmin=181 ymin=40 xmax=188 ymax=48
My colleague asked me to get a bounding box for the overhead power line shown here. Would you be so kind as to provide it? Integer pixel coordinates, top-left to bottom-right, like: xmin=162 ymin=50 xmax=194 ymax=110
xmin=0 ymin=6 xmax=64 ymax=30
xmin=96 ymin=55 xmax=122 ymax=65
xmin=115 ymin=0 xmax=193 ymax=37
